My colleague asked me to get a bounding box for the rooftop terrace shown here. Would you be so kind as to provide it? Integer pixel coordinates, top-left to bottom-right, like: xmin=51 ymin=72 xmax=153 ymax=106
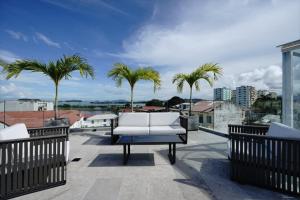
xmin=12 ymin=129 xmax=295 ymax=200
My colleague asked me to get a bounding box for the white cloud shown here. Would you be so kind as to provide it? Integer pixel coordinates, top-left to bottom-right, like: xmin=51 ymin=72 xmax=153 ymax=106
xmin=0 ymin=83 xmax=31 ymax=98
xmin=35 ymin=32 xmax=61 ymax=48
xmin=0 ymin=49 xmax=21 ymax=63
xmin=42 ymin=0 xmax=129 ymax=16
xmin=5 ymin=30 xmax=28 ymax=42
xmin=238 ymin=65 xmax=282 ymax=91
xmin=118 ymin=0 xmax=299 ymax=99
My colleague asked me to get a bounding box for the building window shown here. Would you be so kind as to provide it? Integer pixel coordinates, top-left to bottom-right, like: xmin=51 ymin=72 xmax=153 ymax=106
xmin=207 ymin=116 xmax=212 ymax=124
xmin=199 ymin=115 xmax=203 ymax=123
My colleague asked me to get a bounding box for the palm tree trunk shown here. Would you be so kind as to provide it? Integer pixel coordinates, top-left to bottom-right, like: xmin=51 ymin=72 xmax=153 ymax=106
xmin=54 ymin=83 xmax=58 ymax=119
xmin=189 ymin=86 xmax=192 ymax=116
xmin=130 ymin=87 xmax=134 ymax=112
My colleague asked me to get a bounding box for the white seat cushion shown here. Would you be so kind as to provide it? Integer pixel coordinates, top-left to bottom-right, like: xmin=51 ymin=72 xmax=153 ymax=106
xmin=149 ymin=126 xmax=186 ymax=135
xmin=114 ymin=126 xmax=149 ymax=135
xmin=267 ymin=122 xmax=300 ymax=139
xmin=149 ymin=112 xmax=180 ymax=126
xmin=0 ymin=123 xmax=29 ymax=140
xmin=118 ymin=113 xmax=149 ymax=127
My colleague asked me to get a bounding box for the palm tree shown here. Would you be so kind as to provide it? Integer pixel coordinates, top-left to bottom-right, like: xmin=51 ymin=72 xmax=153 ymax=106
xmin=2 ymin=55 xmax=95 ymax=119
xmin=172 ymin=63 xmax=222 ymax=116
xmin=108 ymin=63 xmax=161 ymax=112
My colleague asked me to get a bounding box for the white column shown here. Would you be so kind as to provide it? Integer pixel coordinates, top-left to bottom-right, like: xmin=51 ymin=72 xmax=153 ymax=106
xmin=282 ymin=51 xmax=293 ymax=127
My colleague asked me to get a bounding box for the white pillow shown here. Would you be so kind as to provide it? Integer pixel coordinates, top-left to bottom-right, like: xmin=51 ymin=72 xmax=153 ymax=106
xmin=0 ymin=123 xmax=29 ymax=140
xmin=267 ymin=122 xmax=300 ymax=139
xmin=150 ymin=112 xmax=180 ymax=126
xmin=118 ymin=113 xmax=149 ymax=127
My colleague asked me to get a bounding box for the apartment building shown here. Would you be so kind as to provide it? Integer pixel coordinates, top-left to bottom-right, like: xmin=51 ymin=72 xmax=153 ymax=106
xmin=236 ymin=86 xmax=257 ymax=108
xmin=213 ymin=87 xmax=232 ymax=101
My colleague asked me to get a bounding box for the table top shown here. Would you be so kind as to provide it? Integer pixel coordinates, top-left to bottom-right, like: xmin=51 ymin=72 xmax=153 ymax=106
xmin=116 ymin=135 xmax=184 ymax=145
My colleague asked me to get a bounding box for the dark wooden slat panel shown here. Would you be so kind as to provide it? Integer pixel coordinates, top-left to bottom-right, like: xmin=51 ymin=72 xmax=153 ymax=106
xmin=287 ymin=141 xmax=292 ymax=192
xmin=0 ymin=144 xmax=6 ymax=197
xmin=282 ymin=140 xmax=286 ymax=192
xmin=277 ymin=140 xmax=282 ymax=191
xmin=1 ymin=127 xmax=68 ymax=199
xmin=24 ymin=140 xmax=29 ymax=190
xmin=61 ymin=140 xmax=65 ymax=182
xmin=7 ymin=143 xmax=12 ymax=194
xmin=18 ymin=142 xmax=23 ymax=191
xmin=57 ymin=139 xmax=61 ymax=183
xmin=34 ymin=140 xmax=38 ymax=187
xmin=49 ymin=138 xmax=53 ymax=185
xmin=53 ymin=138 xmax=57 ymax=183
xmin=229 ymin=127 xmax=300 ymax=195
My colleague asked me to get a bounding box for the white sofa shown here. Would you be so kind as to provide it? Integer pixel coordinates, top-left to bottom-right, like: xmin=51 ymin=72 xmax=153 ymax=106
xmin=111 ymin=112 xmax=188 ymax=143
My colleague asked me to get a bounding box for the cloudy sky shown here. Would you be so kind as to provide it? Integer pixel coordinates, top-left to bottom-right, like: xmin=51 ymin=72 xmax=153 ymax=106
xmin=0 ymin=0 xmax=299 ymax=101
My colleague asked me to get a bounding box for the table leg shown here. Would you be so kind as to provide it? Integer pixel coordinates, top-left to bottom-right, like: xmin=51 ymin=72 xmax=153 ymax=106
xmin=168 ymin=143 xmax=176 ymax=165
xmin=172 ymin=143 xmax=176 ymax=164
xmin=123 ymin=145 xmax=127 ymax=165
xmin=128 ymin=144 xmax=130 ymax=155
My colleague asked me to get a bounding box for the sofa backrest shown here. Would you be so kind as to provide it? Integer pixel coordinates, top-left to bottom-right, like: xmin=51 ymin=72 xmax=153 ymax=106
xmin=149 ymin=112 xmax=180 ymax=126
xmin=267 ymin=122 xmax=300 ymax=139
xmin=118 ymin=112 xmax=149 ymax=127
xmin=0 ymin=123 xmax=30 ymax=141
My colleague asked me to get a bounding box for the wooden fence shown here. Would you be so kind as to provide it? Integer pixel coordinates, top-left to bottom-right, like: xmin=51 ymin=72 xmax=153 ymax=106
xmin=229 ymin=124 xmax=300 ymax=195
xmin=0 ymin=127 xmax=68 ymax=199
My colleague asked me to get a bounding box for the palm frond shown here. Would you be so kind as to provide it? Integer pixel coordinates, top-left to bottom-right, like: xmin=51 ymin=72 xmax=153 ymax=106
xmin=108 ymin=64 xmax=161 ymax=91
xmin=136 ymin=67 xmax=161 ymax=91
xmin=172 ymin=73 xmax=188 ymax=93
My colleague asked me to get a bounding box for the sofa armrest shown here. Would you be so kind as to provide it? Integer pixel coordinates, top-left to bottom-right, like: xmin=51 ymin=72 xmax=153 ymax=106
xmin=180 ymin=116 xmax=188 ymax=130
xmin=228 ymin=124 xmax=269 ymax=136
xmin=180 ymin=116 xmax=188 ymax=144
xmin=110 ymin=117 xmax=119 ymax=144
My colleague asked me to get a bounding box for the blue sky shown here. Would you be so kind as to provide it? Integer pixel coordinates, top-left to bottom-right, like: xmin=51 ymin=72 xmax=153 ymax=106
xmin=0 ymin=0 xmax=299 ymax=101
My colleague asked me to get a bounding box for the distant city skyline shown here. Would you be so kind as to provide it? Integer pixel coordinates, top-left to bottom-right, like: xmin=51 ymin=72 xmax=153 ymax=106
xmin=1 ymin=0 xmax=299 ymax=101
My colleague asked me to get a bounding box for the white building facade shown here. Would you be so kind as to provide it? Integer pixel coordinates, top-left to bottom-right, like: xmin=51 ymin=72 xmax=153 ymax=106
xmin=71 ymin=114 xmax=117 ymax=129
xmin=0 ymin=100 xmax=54 ymax=112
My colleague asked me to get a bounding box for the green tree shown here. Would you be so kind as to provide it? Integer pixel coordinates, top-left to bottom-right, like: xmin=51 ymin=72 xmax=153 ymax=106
xmin=2 ymin=55 xmax=95 ymax=119
xmin=172 ymin=63 xmax=222 ymax=116
xmin=108 ymin=63 xmax=161 ymax=112
xmin=145 ymin=99 xmax=164 ymax=107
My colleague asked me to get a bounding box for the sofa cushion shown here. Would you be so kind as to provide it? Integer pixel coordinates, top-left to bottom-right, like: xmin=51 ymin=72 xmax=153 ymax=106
xmin=114 ymin=126 xmax=149 ymax=135
xmin=267 ymin=122 xmax=300 ymax=139
xmin=0 ymin=123 xmax=29 ymax=141
xmin=118 ymin=113 xmax=149 ymax=127
xmin=149 ymin=126 xmax=186 ymax=135
xmin=149 ymin=112 xmax=180 ymax=126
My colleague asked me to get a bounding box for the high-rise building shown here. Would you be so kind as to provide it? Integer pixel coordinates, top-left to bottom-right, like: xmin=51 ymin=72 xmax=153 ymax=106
xmin=236 ymin=86 xmax=257 ymax=108
xmin=231 ymin=90 xmax=236 ymax=103
xmin=213 ymin=87 xmax=232 ymax=101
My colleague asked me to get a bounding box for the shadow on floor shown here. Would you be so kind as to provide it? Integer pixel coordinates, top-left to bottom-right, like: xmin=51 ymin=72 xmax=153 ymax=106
xmin=157 ymin=142 xmax=292 ymax=200
xmin=82 ymin=137 xmax=111 ymax=145
xmin=89 ymin=153 xmax=155 ymax=167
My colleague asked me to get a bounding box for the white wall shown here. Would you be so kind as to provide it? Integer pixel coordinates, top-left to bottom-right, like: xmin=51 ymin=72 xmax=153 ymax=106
xmin=0 ymin=101 xmax=54 ymax=112
xmin=214 ymin=102 xmax=245 ymax=133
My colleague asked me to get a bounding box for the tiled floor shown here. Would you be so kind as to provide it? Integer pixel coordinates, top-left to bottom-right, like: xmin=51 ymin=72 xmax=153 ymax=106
xmin=15 ymin=130 xmax=295 ymax=200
